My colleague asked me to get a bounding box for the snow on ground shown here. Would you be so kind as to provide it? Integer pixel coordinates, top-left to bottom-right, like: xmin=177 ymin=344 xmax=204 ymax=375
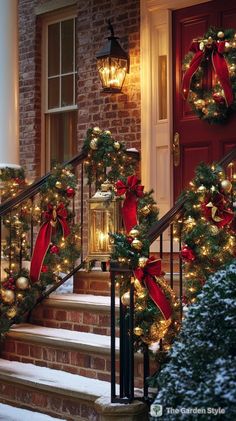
xmin=0 ymin=403 xmax=65 ymax=421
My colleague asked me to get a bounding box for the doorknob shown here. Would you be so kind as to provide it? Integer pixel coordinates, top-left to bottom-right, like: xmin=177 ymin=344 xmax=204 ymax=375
xmin=173 ymin=132 xmax=180 ymax=167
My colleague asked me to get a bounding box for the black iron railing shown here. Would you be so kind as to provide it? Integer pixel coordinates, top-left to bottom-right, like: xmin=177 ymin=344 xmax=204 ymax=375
xmin=110 ymin=147 xmax=236 ymax=403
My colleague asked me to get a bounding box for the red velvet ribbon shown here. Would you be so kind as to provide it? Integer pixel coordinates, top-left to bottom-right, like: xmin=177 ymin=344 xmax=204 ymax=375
xmin=30 ymin=203 xmax=70 ymax=283
xmin=116 ymin=175 xmax=144 ymax=233
xmin=202 ymin=193 xmax=234 ymax=228
xmin=134 ymin=256 xmax=172 ymax=320
xmin=182 ymin=40 xmax=233 ymax=107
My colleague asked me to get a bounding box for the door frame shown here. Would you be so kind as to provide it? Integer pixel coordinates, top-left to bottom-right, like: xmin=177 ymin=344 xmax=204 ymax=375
xmin=140 ymin=0 xmax=212 ymax=216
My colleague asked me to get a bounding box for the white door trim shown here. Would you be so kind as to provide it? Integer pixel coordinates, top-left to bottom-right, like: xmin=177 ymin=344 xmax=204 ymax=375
xmin=140 ymin=0 xmax=211 ymax=216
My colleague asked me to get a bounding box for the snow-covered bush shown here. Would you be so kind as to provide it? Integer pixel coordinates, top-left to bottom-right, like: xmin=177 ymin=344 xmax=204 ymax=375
xmin=152 ymin=261 xmax=236 ymax=420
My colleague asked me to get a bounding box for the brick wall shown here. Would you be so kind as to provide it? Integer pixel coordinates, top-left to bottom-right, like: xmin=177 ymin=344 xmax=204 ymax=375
xmin=18 ymin=0 xmax=43 ymax=180
xmin=76 ymin=0 xmax=141 ymax=152
xmin=18 ymin=0 xmax=141 ymax=179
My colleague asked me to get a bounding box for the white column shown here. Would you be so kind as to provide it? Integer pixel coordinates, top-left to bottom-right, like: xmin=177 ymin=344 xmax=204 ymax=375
xmin=0 ymin=0 xmax=19 ymax=168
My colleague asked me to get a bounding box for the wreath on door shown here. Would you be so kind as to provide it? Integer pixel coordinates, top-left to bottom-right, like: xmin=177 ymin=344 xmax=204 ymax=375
xmin=182 ymin=27 xmax=236 ymax=124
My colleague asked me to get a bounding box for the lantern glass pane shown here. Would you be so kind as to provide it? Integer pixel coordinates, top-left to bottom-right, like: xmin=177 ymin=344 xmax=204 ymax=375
xmin=89 ymin=203 xmax=114 ymax=255
xmin=97 ymin=57 xmax=128 ymax=91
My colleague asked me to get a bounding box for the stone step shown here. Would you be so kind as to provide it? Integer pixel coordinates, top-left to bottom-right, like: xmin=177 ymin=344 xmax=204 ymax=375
xmin=2 ymin=324 xmax=148 ymax=387
xmin=0 ymin=402 xmax=65 ymax=421
xmin=31 ymin=294 xmax=119 ymax=336
xmin=0 ymin=358 xmax=111 ymax=420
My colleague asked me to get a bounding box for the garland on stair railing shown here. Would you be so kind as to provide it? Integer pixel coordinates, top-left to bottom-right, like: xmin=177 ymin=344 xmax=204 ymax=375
xmin=111 ymin=175 xmax=181 ymax=359
xmin=174 ymin=161 xmax=235 ymax=303
xmin=0 ymin=164 xmax=81 ymax=335
xmin=82 ymin=127 xmax=138 ymax=186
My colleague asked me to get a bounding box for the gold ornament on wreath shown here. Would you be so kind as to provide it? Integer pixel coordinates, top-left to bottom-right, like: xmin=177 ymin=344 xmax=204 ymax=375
xmin=182 ymin=27 xmax=236 ymax=124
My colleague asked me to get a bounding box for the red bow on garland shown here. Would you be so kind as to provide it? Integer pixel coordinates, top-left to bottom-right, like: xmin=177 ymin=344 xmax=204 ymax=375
xmin=202 ymin=193 xmax=234 ymax=228
xmin=115 ymin=175 xmax=144 ymax=233
xmin=30 ymin=203 xmax=70 ymax=283
xmin=134 ymin=256 xmax=172 ymax=320
xmin=182 ymin=40 xmax=233 ymax=107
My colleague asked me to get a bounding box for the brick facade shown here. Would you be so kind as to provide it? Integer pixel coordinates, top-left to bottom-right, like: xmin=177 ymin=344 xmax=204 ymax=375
xmin=18 ymin=0 xmax=141 ymax=180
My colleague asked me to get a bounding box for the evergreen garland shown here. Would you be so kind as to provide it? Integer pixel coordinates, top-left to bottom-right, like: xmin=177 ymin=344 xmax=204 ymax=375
xmin=83 ymin=127 xmax=138 ymax=187
xmin=0 ymin=164 xmax=81 ymax=336
xmin=111 ymin=182 xmax=181 ymax=356
xmin=174 ymin=162 xmax=235 ymax=303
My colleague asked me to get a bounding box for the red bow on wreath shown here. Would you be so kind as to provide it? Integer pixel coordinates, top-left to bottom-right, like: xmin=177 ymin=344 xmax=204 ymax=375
xmin=202 ymin=193 xmax=234 ymax=228
xmin=115 ymin=175 xmax=144 ymax=233
xmin=134 ymin=256 xmax=172 ymax=320
xmin=30 ymin=203 xmax=70 ymax=283
xmin=182 ymin=40 xmax=233 ymax=107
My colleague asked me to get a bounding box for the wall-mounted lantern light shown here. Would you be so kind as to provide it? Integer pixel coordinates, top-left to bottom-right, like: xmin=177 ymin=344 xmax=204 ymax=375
xmin=96 ymin=20 xmax=129 ymax=93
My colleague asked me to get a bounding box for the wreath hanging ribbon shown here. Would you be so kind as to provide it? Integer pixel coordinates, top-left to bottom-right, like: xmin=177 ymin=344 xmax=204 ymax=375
xmin=182 ymin=40 xmax=233 ymax=107
xmin=30 ymin=203 xmax=70 ymax=283
xmin=134 ymin=256 xmax=172 ymax=320
xmin=115 ymin=175 xmax=144 ymax=233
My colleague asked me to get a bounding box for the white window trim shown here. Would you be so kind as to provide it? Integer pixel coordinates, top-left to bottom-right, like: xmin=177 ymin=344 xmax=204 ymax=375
xmin=41 ymin=6 xmax=77 ymax=174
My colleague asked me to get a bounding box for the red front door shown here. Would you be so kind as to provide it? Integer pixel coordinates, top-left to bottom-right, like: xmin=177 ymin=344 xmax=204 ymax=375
xmin=173 ymin=0 xmax=236 ymax=199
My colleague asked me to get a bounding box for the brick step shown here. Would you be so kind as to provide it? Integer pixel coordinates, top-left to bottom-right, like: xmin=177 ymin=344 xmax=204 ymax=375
xmin=0 ymin=358 xmax=118 ymax=420
xmin=0 ymin=402 xmax=65 ymax=421
xmin=31 ymin=294 xmax=119 ymax=336
xmin=74 ymin=269 xmax=181 ymax=296
xmin=74 ymin=270 xmax=111 ymax=296
xmin=2 ymin=324 xmax=150 ymax=387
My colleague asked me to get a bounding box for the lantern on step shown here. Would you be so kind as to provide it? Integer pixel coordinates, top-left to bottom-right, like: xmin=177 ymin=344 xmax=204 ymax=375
xmin=87 ymin=183 xmax=122 ymax=265
xmin=96 ymin=20 xmax=129 ymax=93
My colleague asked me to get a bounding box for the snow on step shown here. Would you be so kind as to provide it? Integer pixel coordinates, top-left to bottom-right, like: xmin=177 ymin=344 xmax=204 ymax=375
xmin=45 ymin=293 xmax=119 ymax=310
xmin=0 ymin=403 xmax=65 ymax=421
xmin=0 ymin=358 xmax=115 ymax=401
xmin=8 ymin=323 xmax=119 ymax=352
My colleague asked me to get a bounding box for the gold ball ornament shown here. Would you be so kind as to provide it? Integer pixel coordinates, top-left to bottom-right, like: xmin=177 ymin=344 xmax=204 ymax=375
xmin=90 ymin=138 xmax=98 ymax=150
xmin=104 ymin=130 xmax=111 ymax=136
xmin=135 ymin=304 xmax=145 ymax=312
xmin=197 ymin=184 xmax=206 ymax=192
xmin=113 ymin=141 xmax=121 ymax=150
xmin=225 ymin=41 xmax=231 ymax=52
xmin=6 ymin=306 xmax=17 ymax=319
xmin=194 ymin=99 xmax=205 ymax=109
xmin=217 ymin=31 xmax=225 ymax=39
xmin=138 ymin=256 xmax=148 ymax=268
xmin=140 ymin=205 xmax=151 ymax=216
xmin=134 ymin=326 xmax=144 ymax=336
xmin=16 ymin=276 xmax=30 ymax=290
xmin=131 ymin=238 xmax=143 ymax=251
xmin=210 ymin=225 xmax=219 ymax=236
xmin=1 ymin=289 xmax=15 ymax=304
xmin=93 ymin=126 xmax=101 ymax=134
xmin=121 ymin=291 xmax=130 ymax=306
xmin=129 ymin=228 xmax=140 ymax=238
xmin=16 ymin=292 xmax=24 ymax=302
xmin=55 ymin=181 xmax=62 ymax=189
xmin=221 ymin=179 xmax=232 ymax=193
